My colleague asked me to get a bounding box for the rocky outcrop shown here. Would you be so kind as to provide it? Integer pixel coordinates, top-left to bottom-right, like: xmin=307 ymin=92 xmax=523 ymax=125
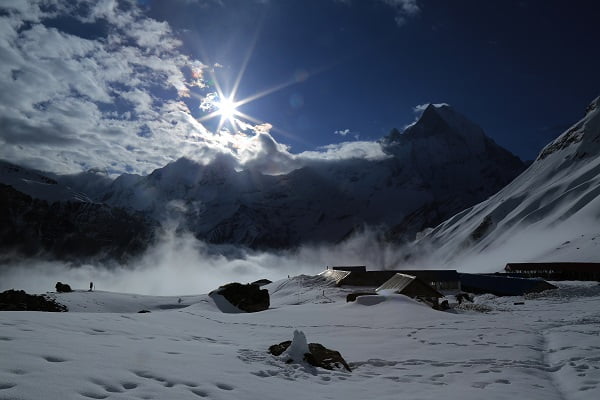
xmin=0 ymin=289 xmax=67 ymax=311
xmin=211 ymin=282 xmax=269 ymax=313
xmin=269 ymin=339 xmax=352 ymax=372
xmin=0 ymin=183 xmax=156 ymax=263
xmin=55 ymin=282 xmax=72 ymax=293
xmin=346 ymin=292 xmax=378 ymax=302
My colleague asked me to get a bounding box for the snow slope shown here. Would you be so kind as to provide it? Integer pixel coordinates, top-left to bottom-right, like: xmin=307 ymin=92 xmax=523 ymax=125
xmin=408 ymin=96 xmax=600 ymax=271
xmin=0 ymin=160 xmax=92 ymax=203
xmin=1 ymin=280 xmax=599 ymax=400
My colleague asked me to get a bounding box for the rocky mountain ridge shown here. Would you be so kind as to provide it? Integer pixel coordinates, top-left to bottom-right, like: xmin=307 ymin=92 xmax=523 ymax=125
xmin=0 ymin=103 xmax=527 ymax=258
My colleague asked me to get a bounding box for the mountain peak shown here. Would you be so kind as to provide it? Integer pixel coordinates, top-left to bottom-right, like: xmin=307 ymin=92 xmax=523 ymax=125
xmin=585 ymin=96 xmax=600 ymax=116
xmin=416 ymin=103 xmax=486 ymax=140
xmin=381 ymin=103 xmax=488 ymax=152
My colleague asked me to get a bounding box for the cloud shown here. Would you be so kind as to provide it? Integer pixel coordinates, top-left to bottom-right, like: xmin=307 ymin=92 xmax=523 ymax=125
xmin=413 ymin=102 xmax=450 ymax=114
xmin=380 ymin=0 xmax=421 ymax=26
xmin=0 ymin=0 xmax=214 ymax=175
xmin=200 ymin=92 xmax=219 ymax=112
xmin=0 ymin=0 xmax=399 ymax=178
xmin=0 ymin=227 xmax=402 ymax=295
xmin=299 ymin=141 xmax=390 ymax=162
xmin=334 ymin=128 xmax=351 ymax=136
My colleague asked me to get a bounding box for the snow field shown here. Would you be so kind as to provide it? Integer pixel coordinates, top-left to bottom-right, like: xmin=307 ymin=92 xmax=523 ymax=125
xmin=0 ymin=280 xmax=598 ymax=400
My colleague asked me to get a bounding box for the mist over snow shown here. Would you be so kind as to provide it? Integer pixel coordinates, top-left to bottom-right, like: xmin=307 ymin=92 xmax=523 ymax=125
xmin=4 ymin=209 xmax=596 ymax=297
xmin=0 ymin=228 xmax=407 ymax=296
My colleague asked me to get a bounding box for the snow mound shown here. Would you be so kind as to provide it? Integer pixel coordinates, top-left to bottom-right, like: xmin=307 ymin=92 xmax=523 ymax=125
xmin=208 ymin=292 xmax=244 ymax=313
xmin=46 ymin=290 xmax=204 ymax=313
xmin=281 ymin=330 xmax=310 ymax=363
xmin=354 ymin=295 xmax=386 ymax=306
xmin=266 ymin=275 xmax=350 ymax=307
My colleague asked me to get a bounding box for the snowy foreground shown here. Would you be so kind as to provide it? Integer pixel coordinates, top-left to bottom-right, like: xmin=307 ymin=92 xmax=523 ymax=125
xmin=1 ymin=278 xmax=599 ymax=400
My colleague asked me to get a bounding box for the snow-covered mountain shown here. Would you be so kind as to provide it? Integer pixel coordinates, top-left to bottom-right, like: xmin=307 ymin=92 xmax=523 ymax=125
xmin=0 ymin=163 xmax=156 ymax=262
xmin=407 ymin=97 xmax=600 ymax=271
xmin=0 ymin=160 xmax=93 ymax=203
xmin=94 ymin=104 xmax=525 ymax=249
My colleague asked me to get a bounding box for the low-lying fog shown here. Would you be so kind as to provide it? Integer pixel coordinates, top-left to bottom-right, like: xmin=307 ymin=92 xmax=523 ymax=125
xmin=0 ymin=229 xmax=403 ymax=295
xmin=1 ymin=220 xmax=596 ymax=296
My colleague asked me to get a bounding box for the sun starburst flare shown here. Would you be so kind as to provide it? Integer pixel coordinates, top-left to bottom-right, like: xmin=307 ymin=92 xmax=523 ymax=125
xmin=194 ymin=20 xmax=328 ymax=144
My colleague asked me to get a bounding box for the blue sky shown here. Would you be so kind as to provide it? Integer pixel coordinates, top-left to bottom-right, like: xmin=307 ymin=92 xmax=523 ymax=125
xmin=148 ymin=0 xmax=600 ymax=160
xmin=0 ymin=0 xmax=598 ymax=175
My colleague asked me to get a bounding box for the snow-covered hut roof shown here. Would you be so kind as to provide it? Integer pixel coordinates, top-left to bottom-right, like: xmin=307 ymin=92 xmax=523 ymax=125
xmin=376 ymin=273 xmax=443 ymax=298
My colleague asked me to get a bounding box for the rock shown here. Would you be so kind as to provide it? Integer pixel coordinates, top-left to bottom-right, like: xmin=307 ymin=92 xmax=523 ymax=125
xmin=55 ymin=282 xmax=72 ymax=293
xmin=346 ymin=291 xmax=377 ymax=302
xmin=0 ymin=289 xmax=67 ymax=312
xmin=456 ymin=292 xmax=473 ymax=304
xmin=211 ymin=282 xmax=269 ymax=313
xmin=251 ymin=279 xmax=272 ymax=287
xmin=269 ymin=341 xmax=292 ymax=356
xmin=439 ymin=299 xmax=450 ymax=310
xmin=305 ymin=343 xmax=352 ymax=372
xmin=269 ymin=337 xmax=352 ymax=372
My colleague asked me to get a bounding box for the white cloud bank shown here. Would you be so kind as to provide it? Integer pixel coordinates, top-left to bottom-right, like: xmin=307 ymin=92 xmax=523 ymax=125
xmin=0 ymin=228 xmax=402 ymax=295
xmin=0 ymin=0 xmax=394 ymax=177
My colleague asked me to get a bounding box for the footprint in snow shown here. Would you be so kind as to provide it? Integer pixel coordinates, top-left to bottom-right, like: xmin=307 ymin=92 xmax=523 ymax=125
xmin=79 ymin=392 xmax=108 ymax=399
xmin=191 ymin=388 xmax=209 ymax=397
xmin=10 ymin=369 xmax=27 ymax=375
xmin=121 ymin=382 xmax=138 ymax=390
xmin=215 ymin=383 xmax=234 ymax=391
xmin=43 ymin=356 xmax=68 ymax=363
xmin=0 ymin=383 xmax=16 ymax=390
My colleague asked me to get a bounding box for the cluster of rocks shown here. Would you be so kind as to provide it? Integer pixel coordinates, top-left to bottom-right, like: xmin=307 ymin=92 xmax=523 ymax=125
xmin=0 ymin=289 xmax=67 ymax=312
xmin=55 ymin=282 xmax=72 ymax=293
xmin=269 ymin=339 xmax=352 ymax=372
xmin=213 ymin=282 xmax=270 ymax=312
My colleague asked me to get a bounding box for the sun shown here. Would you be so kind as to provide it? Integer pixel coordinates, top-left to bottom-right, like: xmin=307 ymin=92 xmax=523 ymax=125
xmin=217 ymin=97 xmax=237 ymax=122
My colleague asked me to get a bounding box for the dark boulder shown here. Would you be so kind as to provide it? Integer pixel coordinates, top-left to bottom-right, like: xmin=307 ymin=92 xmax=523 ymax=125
xmin=269 ymin=340 xmax=352 ymax=372
xmin=211 ymin=282 xmax=269 ymax=313
xmin=251 ymin=279 xmax=272 ymax=287
xmin=346 ymin=291 xmax=377 ymax=302
xmin=55 ymin=282 xmax=72 ymax=293
xmin=456 ymin=292 xmax=473 ymax=304
xmin=0 ymin=289 xmax=67 ymax=312
xmin=269 ymin=341 xmax=292 ymax=356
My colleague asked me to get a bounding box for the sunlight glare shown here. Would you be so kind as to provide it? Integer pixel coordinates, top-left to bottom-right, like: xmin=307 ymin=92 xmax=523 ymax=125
xmin=217 ymin=97 xmax=237 ymax=121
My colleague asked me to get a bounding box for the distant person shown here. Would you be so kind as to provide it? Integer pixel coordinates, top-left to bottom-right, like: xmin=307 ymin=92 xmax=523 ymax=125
xmin=89 ymin=282 xmax=94 ymax=292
